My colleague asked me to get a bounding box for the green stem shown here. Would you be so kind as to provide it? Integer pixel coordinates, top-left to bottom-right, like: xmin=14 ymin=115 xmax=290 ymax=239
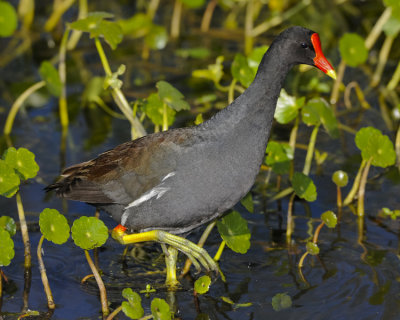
xmin=343 ymin=159 xmax=367 ymax=206
xmin=269 ymin=187 xmax=294 ymax=202
xmin=147 ymin=0 xmax=160 ymax=20
xmin=387 ymin=60 xmax=400 ymax=91
xmin=171 ymin=0 xmax=182 ymax=39
xmin=59 ymin=28 xmax=70 ymax=129
xmin=298 ymin=251 xmax=309 ymax=268
xmin=106 ymin=305 xmax=122 ymax=320
xmin=330 ymin=60 xmax=346 ymax=105
xmin=84 ymin=250 xmax=109 ymax=317
xmin=162 ymin=103 xmax=168 ymax=131
xmin=44 ymin=0 xmax=76 ymax=32
xmin=67 ymin=0 xmax=88 ymax=50
xmin=371 ymin=34 xmax=395 ymax=87
xmin=37 ymin=235 xmax=55 ymax=309
xmin=95 ymin=37 xmax=112 ymax=76
xmin=289 ymin=116 xmax=300 ymax=179
xmin=16 ymin=192 xmax=31 ymax=269
xmin=303 ymin=125 xmax=320 ymax=176
xmin=3 ymin=81 xmax=46 ymax=135
xmin=201 ymin=0 xmax=217 ymax=32
xmin=244 ymin=0 xmax=254 ymax=55
xmin=213 ymin=241 xmax=226 ymax=262
xmin=228 ymin=79 xmax=237 ymax=104
xmin=365 ymin=7 xmax=392 ymax=50
xmin=357 ymin=158 xmax=372 ymax=217
xmin=286 ymin=193 xmax=296 ymax=243
xmin=93 ymin=96 xmax=125 ymax=119
xmin=312 ymin=221 xmax=325 ymax=243
xmin=396 ymin=124 xmax=400 ymax=169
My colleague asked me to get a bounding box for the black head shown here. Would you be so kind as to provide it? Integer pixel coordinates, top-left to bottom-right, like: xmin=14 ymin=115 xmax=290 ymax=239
xmin=275 ymin=26 xmax=336 ymax=79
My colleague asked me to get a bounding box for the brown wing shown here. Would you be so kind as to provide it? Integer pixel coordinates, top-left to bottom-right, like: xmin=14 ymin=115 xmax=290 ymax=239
xmin=45 ymin=128 xmax=189 ymax=204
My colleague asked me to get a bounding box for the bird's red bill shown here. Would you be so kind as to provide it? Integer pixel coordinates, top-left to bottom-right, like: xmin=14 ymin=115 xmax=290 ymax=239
xmin=311 ymin=33 xmax=336 ymax=79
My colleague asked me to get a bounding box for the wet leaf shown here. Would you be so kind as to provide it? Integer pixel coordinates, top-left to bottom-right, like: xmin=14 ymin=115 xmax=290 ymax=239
xmin=240 ymin=192 xmax=254 ymax=213
xmin=194 ymin=275 xmax=211 ymax=294
xmin=383 ymin=17 xmax=400 ymax=37
xmin=156 ymin=81 xmax=190 ymax=111
xmin=265 ymin=141 xmax=293 ymax=175
xmin=0 ymin=159 xmax=20 ymax=198
xmin=3 ymin=147 xmax=39 ymax=180
xmin=275 ymin=89 xmax=305 ymax=124
xmin=292 ymin=172 xmax=317 ymax=202
xmin=0 ymin=216 xmax=16 ymax=236
xmin=145 ymin=25 xmax=168 ymax=50
xmin=355 ymin=127 xmax=396 ymax=168
xmin=384 ymin=0 xmax=400 ymax=20
xmin=194 ymin=113 xmax=204 ymax=125
xmin=382 ymin=207 xmax=400 ymax=220
xmin=0 ymin=228 xmax=14 ymax=266
xmin=192 ymin=56 xmax=224 ymax=85
xmin=181 ymin=0 xmax=205 ymax=8
xmin=0 ymin=1 xmax=18 ymax=37
xmin=217 ymin=211 xmax=251 ymax=254
xmin=339 ymin=33 xmax=368 ymax=67
xmin=302 ymin=98 xmax=338 ymax=137
xmin=39 ymin=208 xmax=70 ymax=245
xmin=144 ymin=93 xmax=176 ymax=126
xmin=151 ymin=298 xmax=171 ymax=320
xmin=332 ymin=170 xmax=348 ymax=187
xmin=321 ymin=211 xmax=337 ymax=228
xmin=119 ymin=13 xmax=152 ymax=36
xmin=271 ymin=293 xmax=292 ymax=311
xmin=39 ymin=61 xmax=62 ymax=97
xmin=71 ymin=216 xmax=108 ymax=250
xmin=121 ymin=288 xmax=144 ymax=319
xmin=306 ymin=242 xmax=320 ymax=255
xmin=70 ymin=12 xmax=123 ymax=49
xmin=231 ymin=53 xmax=254 ymax=88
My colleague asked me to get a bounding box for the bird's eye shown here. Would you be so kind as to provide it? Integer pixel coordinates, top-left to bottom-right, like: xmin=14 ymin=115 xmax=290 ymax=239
xmin=301 ymin=43 xmax=308 ymax=49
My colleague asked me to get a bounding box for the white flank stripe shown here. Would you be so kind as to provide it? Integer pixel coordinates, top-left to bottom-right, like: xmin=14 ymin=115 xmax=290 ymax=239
xmin=162 ymin=171 xmax=176 ymax=181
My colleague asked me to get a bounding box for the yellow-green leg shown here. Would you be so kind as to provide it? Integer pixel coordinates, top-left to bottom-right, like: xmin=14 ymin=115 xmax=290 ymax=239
xmin=161 ymin=244 xmax=179 ymax=288
xmin=112 ymin=225 xmax=218 ymax=279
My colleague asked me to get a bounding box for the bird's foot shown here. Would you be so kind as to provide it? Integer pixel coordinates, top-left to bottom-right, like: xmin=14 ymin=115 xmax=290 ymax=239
xmin=112 ymin=225 xmax=219 ymax=275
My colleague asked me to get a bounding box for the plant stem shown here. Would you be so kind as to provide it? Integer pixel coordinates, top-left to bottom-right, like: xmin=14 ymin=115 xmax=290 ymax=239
xmin=44 ymin=0 xmax=76 ymax=32
xmin=396 ymin=124 xmax=400 ymax=169
xmin=303 ymin=124 xmax=320 ymax=176
xmin=84 ymin=250 xmax=109 ymax=317
xmin=289 ymin=116 xmax=299 ymax=179
xmin=171 ymin=0 xmax=183 ymax=39
xmin=337 ymin=186 xmax=342 ymax=210
xmin=364 ymin=7 xmax=392 ymax=50
xmin=162 ymin=103 xmax=168 ymax=131
xmin=94 ymin=37 xmax=146 ymax=139
xmin=59 ymin=28 xmax=70 ymax=129
xmin=67 ymin=0 xmax=88 ymax=50
xmin=106 ymin=305 xmax=122 ymax=320
xmin=343 ymin=159 xmax=367 ymax=206
xmin=312 ymin=221 xmax=325 ymax=243
xmin=3 ymin=81 xmax=46 ymax=135
xmin=330 ymin=60 xmax=346 ymax=105
xmin=269 ymin=187 xmax=294 ymax=202
xmin=387 ymin=60 xmax=400 ymax=91
xmin=357 ymin=158 xmax=372 ymax=217
xmin=201 ymin=0 xmax=217 ymax=32
xmin=37 ymin=236 xmax=55 ymax=309
xmin=378 ymin=92 xmax=394 ymax=131
xmin=16 ymin=192 xmax=31 ymax=269
xmin=147 ymin=0 xmax=160 ymax=20
xmin=298 ymin=251 xmax=309 ymax=268
xmin=228 ymin=79 xmax=237 ymax=104
xmin=213 ymin=241 xmax=226 ymax=262
xmin=244 ymin=0 xmax=254 ymax=55
xmin=344 ymin=81 xmax=371 ymax=110
xmin=181 ymin=221 xmax=216 ymax=276
xmin=371 ymin=34 xmax=395 ymax=87
xmin=286 ymin=193 xmax=296 ymax=243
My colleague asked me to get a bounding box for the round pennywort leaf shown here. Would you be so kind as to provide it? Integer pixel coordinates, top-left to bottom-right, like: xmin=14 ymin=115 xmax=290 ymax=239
xmin=71 ymin=216 xmax=108 ymax=250
xmin=3 ymin=147 xmax=39 ymax=180
xmin=121 ymin=288 xmax=144 ymax=319
xmin=151 ymin=298 xmax=171 ymax=320
xmin=0 ymin=228 xmax=15 ymax=266
xmin=217 ymin=211 xmax=251 ymax=254
xmin=321 ymin=211 xmax=337 ymax=228
xmin=339 ymin=33 xmax=368 ymax=67
xmin=292 ymin=172 xmax=317 ymax=202
xmin=332 ymin=170 xmax=348 ymax=187
xmin=0 ymin=216 xmax=16 ymax=236
xmin=0 ymin=159 xmax=20 ymax=198
xmin=0 ymin=2 xmax=18 ymax=37
xmin=39 ymin=208 xmax=70 ymax=244
xmin=194 ymin=275 xmax=211 ymax=294
xmin=272 ymin=293 xmax=292 ymax=311
xmin=306 ymin=242 xmax=320 ymax=255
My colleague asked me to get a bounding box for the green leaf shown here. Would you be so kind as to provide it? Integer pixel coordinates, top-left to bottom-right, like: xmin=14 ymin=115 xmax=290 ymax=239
xmin=151 ymin=298 xmax=171 ymax=320
xmin=39 ymin=208 xmax=70 ymax=245
xmin=176 ymin=47 xmax=210 ymax=59
xmin=194 ymin=275 xmax=211 ymax=294
xmin=71 ymin=216 xmax=109 ymax=250
xmin=181 ymin=0 xmax=206 ymax=8
xmin=217 ymin=211 xmax=251 ymax=254
xmin=332 ymin=170 xmax=348 ymax=187
xmin=145 ymin=25 xmax=168 ymax=50
xmin=231 ymin=53 xmax=255 ymax=88
xmin=121 ymin=288 xmax=144 ymax=319
xmin=382 ymin=208 xmax=400 ymax=220
xmin=271 ymin=293 xmax=292 ymax=311
xmin=119 ymin=13 xmax=152 ymax=35
xmin=306 ymin=242 xmax=320 ymax=255
xmin=3 ymin=147 xmax=39 ymax=180
xmin=70 ymin=12 xmax=123 ymax=50
xmin=39 ymin=61 xmax=62 ymax=97
xmin=265 ymin=141 xmax=293 ymax=175
xmin=0 ymin=228 xmax=15 ymax=266
xmin=83 ymin=77 xmax=105 ymax=104
xmin=383 ymin=17 xmax=400 ymax=37
xmin=192 ymin=56 xmax=224 ymax=85
xmin=355 ymin=127 xmax=396 ymax=168
xmin=302 ymin=98 xmax=338 ymax=137
xmin=0 ymin=216 xmax=16 ymax=237
xmin=0 ymin=159 xmax=20 ymax=198
xmin=0 ymin=2 xmax=18 ymax=37
xmin=321 ymin=211 xmax=337 ymax=228
xmin=384 ymin=0 xmax=400 ymax=19
xmin=156 ymin=81 xmax=190 ymax=111
xmin=274 ymin=89 xmax=305 ymax=124
xmin=339 ymin=33 xmax=368 ymax=67
xmin=247 ymin=45 xmax=268 ymax=71
xmin=144 ymin=93 xmax=176 ymax=126
xmin=292 ymin=172 xmax=317 ymax=202
xmin=240 ymin=192 xmax=254 ymax=213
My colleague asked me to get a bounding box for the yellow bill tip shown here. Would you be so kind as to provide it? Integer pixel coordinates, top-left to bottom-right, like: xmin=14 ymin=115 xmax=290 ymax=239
xmin=326 ymin=69 xmax=337 ymax=80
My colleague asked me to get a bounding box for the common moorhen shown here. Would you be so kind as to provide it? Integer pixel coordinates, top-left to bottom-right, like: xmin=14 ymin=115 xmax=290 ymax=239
xmin=47 ymin=26 xmax=336 ymax=283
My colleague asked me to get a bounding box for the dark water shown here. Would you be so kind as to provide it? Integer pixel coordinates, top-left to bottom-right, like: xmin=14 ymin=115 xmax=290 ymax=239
xmin=1 ymin=1 xmax=400 ymax=319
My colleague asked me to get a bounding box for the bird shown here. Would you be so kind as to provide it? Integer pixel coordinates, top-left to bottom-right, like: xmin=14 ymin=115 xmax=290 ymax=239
xmin=46 ymin=26 xmax=336 ymax=285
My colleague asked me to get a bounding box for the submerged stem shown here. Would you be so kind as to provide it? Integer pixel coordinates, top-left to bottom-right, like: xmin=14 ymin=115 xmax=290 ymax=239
xmin=357 ymin=158 xmax=372 ymax=217
xmin=286 ymin=193 xmax=296 ymax=243
xmin=303 ymin=125 xmax=320 ymax=176
xmin=371 ymin=34 xmax=395 ymax=87
xmin=343 ymin=159 xmax=367 ymax=206
xmin=84 ymin=250 xmax=109 ymax=317
xmin=37 ymin=236 xmax=55 ymax=309
xmin=213 ymin=241 xmax=226 ymax=262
